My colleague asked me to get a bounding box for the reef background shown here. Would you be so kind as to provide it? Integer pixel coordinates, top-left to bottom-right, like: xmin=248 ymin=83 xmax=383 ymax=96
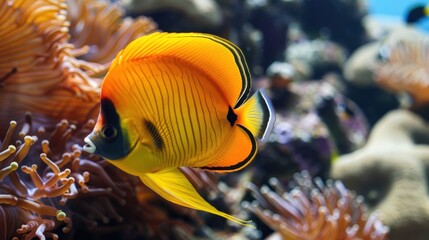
xmin=2 ymin=0 xmax=429 ymax=239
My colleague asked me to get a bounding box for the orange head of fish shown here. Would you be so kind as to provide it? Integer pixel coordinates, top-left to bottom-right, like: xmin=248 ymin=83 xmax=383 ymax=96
xmin=83 ymin=98 xmax=137 ymax=160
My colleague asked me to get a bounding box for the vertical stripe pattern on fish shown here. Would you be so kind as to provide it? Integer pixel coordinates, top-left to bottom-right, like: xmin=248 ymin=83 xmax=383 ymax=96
xmin=84 ymin=32 xmax=275 ymax=226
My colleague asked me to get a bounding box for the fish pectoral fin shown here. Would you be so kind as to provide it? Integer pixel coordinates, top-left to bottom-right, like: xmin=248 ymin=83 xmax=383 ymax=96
xmin=139 ymin=168 xmax=253 ymax=227
xmin=201 ymin=125 xmax=257 ymax=173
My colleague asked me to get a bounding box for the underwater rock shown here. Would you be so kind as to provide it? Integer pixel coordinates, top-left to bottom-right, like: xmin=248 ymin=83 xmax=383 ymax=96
xmin=331 ymin=109 xmax=429 ymax=240
xmin=120 ymin=0 xmax=222 ymax=30
xmin=285 ymin=39 xmax=347 ymax=80
xmin=299 ymin=0 xmax=369 ymax=52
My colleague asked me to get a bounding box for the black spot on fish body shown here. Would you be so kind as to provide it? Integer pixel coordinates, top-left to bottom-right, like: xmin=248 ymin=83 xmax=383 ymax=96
xmin=144 ymin=119 xmax=164 ymax=150
xmin=227 ymin=106 xmax=237 ymax=127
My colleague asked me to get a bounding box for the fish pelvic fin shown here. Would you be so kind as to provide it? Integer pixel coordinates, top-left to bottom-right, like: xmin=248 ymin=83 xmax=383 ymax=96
xmin=235 ymin=89 xmax=275 ymax=141
xmin=139 ymin=168 xmax=254 ymax=228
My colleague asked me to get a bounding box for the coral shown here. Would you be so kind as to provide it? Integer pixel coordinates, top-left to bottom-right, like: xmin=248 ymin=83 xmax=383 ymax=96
xmin=344 ymin=26 xmax=424 ymax=88
xmin=299 ymin=0 xmax=368 ymax=52
xmin=244 ymin=171 xmax=389 ymax=240
xmin=285 ymin=39 xmax=347 ymax=79
xmin=376 ymin=35 xmax=429 ymax=108
xmin=0 ymin=0 xmax=158 ymax=133
xmin=0 ymin=0 xmax=102 ymax=129
xmin=343 ymin=42 xmax=381 ymax=87
xmin=67 ymin=0 xmax=157 ymax=64
xmin=0 ymin=119 xmax=71 ymax=239
xmin=0 ymin=113 xmax=206 ymax=240
xmin=254 ymin=77 xmax=368 ymax=185
xmin=331 ymin=109 xmax=429 ymax=240
xmin=120 ymin=0 xmax=222 ymax=30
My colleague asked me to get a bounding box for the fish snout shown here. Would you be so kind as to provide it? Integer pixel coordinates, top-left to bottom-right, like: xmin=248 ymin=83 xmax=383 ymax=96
xmin=83 ymin=136 xmax=96 ymax=153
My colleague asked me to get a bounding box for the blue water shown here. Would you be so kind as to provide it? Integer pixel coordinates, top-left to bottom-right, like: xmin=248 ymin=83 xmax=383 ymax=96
xmin=368 ymin=0 xmax=425 ymax=17
xmin=367 ymin=0 xmax=429 ymax=30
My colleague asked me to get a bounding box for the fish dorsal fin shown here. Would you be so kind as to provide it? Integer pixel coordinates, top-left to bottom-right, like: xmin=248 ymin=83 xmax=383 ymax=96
xmin=139 ymin=168 xmax=253 ymax=227
xmin=110 ymin=32 xmax=252 ymax=108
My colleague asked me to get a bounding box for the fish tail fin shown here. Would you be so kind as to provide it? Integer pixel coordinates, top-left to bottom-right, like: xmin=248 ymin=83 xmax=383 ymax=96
xmin=139 ymin=168 xmax=254 ymax=228
xmin=235 ymin=89 xmax=275 ymax=141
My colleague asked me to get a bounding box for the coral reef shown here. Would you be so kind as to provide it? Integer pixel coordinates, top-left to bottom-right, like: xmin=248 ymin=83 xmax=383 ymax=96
xmin=3 ymin=0 xmax=427 ymax=239
xmin=1 ymin=114 xmax=237 ymax=239
xmin=244 ymin=171 xmax=389 ymax=240
xmin=331 ymin=109 xmax=429 ymax=240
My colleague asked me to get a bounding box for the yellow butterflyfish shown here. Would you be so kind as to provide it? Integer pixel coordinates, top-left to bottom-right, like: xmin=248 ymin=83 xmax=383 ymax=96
xmin=83 ymin=32 xmax=275 ymax=227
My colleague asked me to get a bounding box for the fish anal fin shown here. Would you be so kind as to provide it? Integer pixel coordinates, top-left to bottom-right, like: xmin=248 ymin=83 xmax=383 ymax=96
xmin=139 ymin=168 xmax=253 ymax=227
xmin=201 ymin=125 xmax=257 ymax=173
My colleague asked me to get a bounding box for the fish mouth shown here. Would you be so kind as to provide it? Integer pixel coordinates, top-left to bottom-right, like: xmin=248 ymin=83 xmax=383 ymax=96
xmin=83 ymin=137 xmax=96 ymax=154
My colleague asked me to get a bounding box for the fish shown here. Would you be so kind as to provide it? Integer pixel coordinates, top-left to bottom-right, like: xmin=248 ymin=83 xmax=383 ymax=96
xmin=83 ymin=32 xmax=275 ymax=226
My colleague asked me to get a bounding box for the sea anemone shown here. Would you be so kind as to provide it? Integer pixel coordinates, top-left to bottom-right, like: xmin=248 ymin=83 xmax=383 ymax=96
xmin=244 ymin=171 xmax=389 ymax=240
xmin=0 ymin=118 xmax=72 ymax=239
xmin=0 ymin=0 xmax=158 ymax=133
xmin=375 ymin=36 xmax=429 ymax=108
xmin=0 ymin=0 xmax=103 ymax=129
xmin=67 ymin=0 xmax=157 ymax=64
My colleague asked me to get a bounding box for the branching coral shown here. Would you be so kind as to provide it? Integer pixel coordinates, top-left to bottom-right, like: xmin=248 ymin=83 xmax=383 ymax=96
xmin=0 ymin=113 xmax=211 ymax=240
xmin=0 ymin=120 xmax=71 ymax=240
xmin=244 ymin=171 xmax=389 ymax=240
xmin=375 ymin=35 xmax=429 ymax=108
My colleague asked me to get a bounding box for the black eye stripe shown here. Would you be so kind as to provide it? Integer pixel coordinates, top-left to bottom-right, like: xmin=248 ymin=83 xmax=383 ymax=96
xmin=89 ymin=98 xmax=131 ymax=160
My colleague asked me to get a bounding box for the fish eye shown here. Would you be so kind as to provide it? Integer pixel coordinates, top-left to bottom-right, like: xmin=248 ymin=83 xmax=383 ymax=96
xmin=100 ymin=125 xmax=118 ymax=141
